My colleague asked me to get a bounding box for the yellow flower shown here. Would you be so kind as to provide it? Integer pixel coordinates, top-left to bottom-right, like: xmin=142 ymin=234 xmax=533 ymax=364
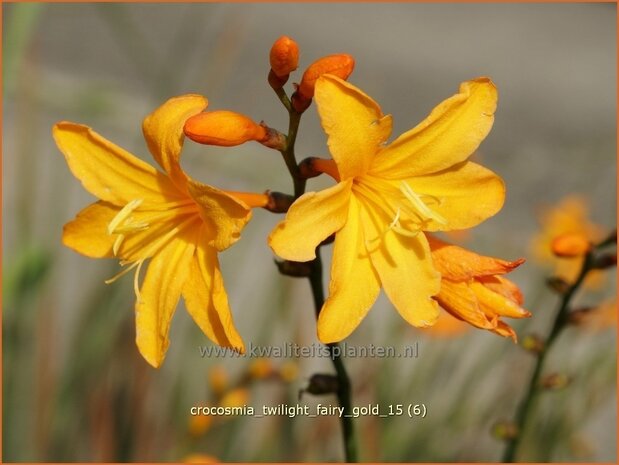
xmin=54 ymin=95 xmax=263 ymax=368
xmin=269 ymin=75 xmax=505 ymax=343
xmin=530 ymin=195 xmax=605 ymax=287
xmin=428 ymin=235 xmax=530 ymax=341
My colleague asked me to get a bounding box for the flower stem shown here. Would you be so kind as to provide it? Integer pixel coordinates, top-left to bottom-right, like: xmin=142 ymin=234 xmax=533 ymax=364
xmin=308 ymin=248 xmax=358 ymax=462
xmin=502 ymin=251 xmax=594 ymax=462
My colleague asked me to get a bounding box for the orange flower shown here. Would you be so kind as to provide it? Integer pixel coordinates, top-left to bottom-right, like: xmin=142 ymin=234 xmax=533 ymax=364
xmin=428 ymin=235 xmax=530 ymax=341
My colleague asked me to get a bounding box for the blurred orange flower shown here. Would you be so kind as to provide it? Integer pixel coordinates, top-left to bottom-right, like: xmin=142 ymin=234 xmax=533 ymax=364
xmin=531 ymin=195 xmax=605 ymax=287
xmin=428 ymin=235 xmax=530 ymax=341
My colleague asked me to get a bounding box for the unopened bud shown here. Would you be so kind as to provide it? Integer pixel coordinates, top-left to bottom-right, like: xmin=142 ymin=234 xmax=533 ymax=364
xmin=184 ymin=111 xmax=267 ymax=147
xmin=592 ymin=253 xmax=617 ymax=270
xmin=551 ymin=233 xmax=591 ymax=257
xmin=208 ymin=365 xmax=228 ymax=396
xmin=568 ymin=307 xmax=594 ymax=326
xmin=292 ymin=54 xmax=355 ymax=112
xmin=219 ymin=388 xmax=249 ymax=408
xmin=248 ymin=358 xmax=274 ymax=380
xmin=274 ymin=259 xmax=312 ymax=277
xmin=265 ymin=191 xmax=295 ymax=213
xmin=299 ymin=373 xmax=339 ymax=400
xmin=297 ymin=54 xmax=355 ymax=100
xmin=269 ymin=36 xmax=299 ymax=78
xmin=521 ymin=334 xmax=545 ymax=354
xmin=546 ymin=276 xmax=570 ymax=294
xmin=540 ymin=373 xmax=570 ymax=390
xmin=491 ymin=421 xmax=519 ymax=441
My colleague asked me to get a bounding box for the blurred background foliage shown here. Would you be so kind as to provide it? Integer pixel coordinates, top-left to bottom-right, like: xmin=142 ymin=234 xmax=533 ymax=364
xmin=2 ymin=3 xmax=616 ymax=462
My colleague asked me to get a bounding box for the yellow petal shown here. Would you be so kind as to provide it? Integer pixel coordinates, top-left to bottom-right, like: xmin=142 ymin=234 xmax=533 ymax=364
xmin=361 ymin=202 xmax=441 ymax=327
xmin=269 ymin=180 xmax=352 ymax=262
xmin=317 ymin=196 xmax=381 ymax=343
xmin=314 ymin=75 xmax=392 ymax=180
xmin=183 ymin=229 xmax=245 ymax=353
xmin=405 ymin=161 xmax=505 ymax=231
xmin=470 ymin=280 xmax=531 ymax=319
xmin=187 ymin=180 xmax=252 ymax=251
xmin=428 ymin=235 xmax=525 ymax=281
xmin=478 ymin=275 xmax=525 ymax=306
xmin=135 ymin=234 xmax=195 ymax=368
xmin=62 ymin=201 xmax=118 ymax=258
xmin=142 ymin=94 xmax=208 ymax=189
xmin=434 ymin=280 xmax=496 ymax=330
xmin=53 ymin=122 xmax=181 ymax=206
xmin=370 ymin=78 xmax=497 ymax=179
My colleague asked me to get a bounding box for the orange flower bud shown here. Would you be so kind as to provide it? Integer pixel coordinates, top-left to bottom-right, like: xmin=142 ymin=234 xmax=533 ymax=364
xmin=184 ymin=111 xmax=267 ymax=147
xmin=269 ymin=36 xmax=299 ymax=78
xmin=551 ymin=232 xmax=591 ymax=257
xmin=297 ymin=54 xmax=355 ymax=100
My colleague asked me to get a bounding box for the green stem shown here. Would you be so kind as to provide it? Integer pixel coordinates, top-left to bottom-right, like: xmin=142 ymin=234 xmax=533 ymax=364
xmin=502 ymin=252 xmax=593 ymax=462
xmin=308 ymin=249 xmax=357 ymax=462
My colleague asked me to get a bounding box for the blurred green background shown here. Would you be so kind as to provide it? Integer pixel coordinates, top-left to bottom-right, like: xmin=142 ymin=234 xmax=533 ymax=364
xmin=2 ymin=3 xmax=616 ymax=462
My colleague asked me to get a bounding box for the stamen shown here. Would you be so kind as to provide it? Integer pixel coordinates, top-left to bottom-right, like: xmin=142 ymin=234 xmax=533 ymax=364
xmin=134 ymin=260 xmax=144 ymax=303
xmin=113 ymin=234 xmax=125 ymax=256
xmin=107 ymin=199 xmax=144 ymax=235
xmin=400 ymin=182 xmax=447 ymax=225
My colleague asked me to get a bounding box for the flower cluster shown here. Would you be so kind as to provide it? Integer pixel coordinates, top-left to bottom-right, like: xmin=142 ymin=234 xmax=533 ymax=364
xmin=55 ymin=36 xmax=530 ymax=367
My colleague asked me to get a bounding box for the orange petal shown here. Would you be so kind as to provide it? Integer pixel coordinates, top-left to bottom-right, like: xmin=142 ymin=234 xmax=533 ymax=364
xmin=53 ymin=122 xmax=181 ymax=206
xmin=62 ymin=201 xmax=118 ymax=258
xmin=478 ymin=275 xmax=525 ymax=306
xmin=427 ymin=235 xmax=525 ymax=281
xmin=360 ymin=202 xmax=441 ymax=327
xmin=269 ymin=179 xmax=352 ymax=262
xmin=135 ymin=233 xmax=195 ymax=368
xmin=187 ymin=180 xmax=252 ymax=251
xmin=434 ymin=280 xmax=496 ymax=330
xmin=182 ymin=226 xmax=245 ymax=353
xmin=370 ymin=77 xmax=497 ymax=179
xmin=314 ymin=75 xmax=392 ymax=180
xmin=470 ymin=280 xmax=531 ymax=319
xmin=317 ymin=195 xmax=381 ymax=343
xmin=142 ymin=94 xmax=208 ymax=190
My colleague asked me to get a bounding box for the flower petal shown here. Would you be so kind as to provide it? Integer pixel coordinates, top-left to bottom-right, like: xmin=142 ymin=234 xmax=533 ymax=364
xmin=470 ymin=280 xmax=531 ymax=319
xmin=135 ymin=234 xmax=195 ymax=368
xmin=317 ymin=196 xmax=381 ymax=343
xmin=314 ymin=75 xmax=392 ymax=180
xmin=361 ymin=202 xmax=441 ymax=327
xmin=53 ymin=122 xmax=181 ymax=206
xmin=434 ymin=280 xmax=496 ymax=330
xmin=62 ymin=201 xmax=118 ymax=258
xmin=269 ymin=180 xmax=352 ymax=262
xmin=428 ymin=235 xmax=525 ymax=281
xmin=405 ymin=161 xmax=505 ymax=231
xmin=479 ymin=275 xmax=525 ymax=305
xmin=187 ymin=180 xmax=252 ymax=251
xmin=370 ymin=78 xmax=497 ymax=178
xmin=142 ymin=94 xmax=208 ymax=189
xmin=183 ymin=227 xmax=245 ymax=353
